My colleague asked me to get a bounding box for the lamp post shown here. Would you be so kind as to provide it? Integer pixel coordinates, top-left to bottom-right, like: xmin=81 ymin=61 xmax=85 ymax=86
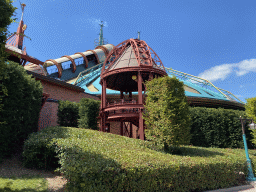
xmin=239 ymin=116 xmax=256 ymax=181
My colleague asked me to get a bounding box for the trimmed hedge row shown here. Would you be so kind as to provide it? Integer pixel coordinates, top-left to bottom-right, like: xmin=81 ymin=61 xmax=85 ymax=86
xmin=57 ymin=98 xmax=100 ymax=130
xmin=189 ymin=107 xmax=254 ymax=149
xmin=57 ymin=100 xmax=79 ymax=128
xmin=22 ymin=126 xmax=256 ymax=192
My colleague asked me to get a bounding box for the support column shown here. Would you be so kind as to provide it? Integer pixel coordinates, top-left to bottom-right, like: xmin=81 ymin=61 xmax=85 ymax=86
xmin=129 ymin=91 xmax=132 ymax=101
xmin=121 ymin=91 xmax=124 ymax=99
xmin=138 ymin=72 xmax=143 ymax=104
xmin=139 ymin=109 xmax=144 ymax=140
xmin=138 ymin=71 xmax=144 ymax=140
xmin=129 ymin=122 xmax=133 ymax=138
xmin=102 ymin=79 xmax=106 ymax=108
xmin=101 ymin=79 xmax=107 ymax=132
xmin=120 ymin=121 xmax=123 ymax=136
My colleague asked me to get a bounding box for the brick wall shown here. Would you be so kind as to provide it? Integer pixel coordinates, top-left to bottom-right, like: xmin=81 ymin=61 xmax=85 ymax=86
xmin=38 ymin=80 xmax=100 ymax=131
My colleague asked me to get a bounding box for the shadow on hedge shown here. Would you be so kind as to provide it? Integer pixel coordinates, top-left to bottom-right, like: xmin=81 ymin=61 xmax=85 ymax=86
xmin=21 ymin=126 xmax=71 ymax=171
xmin=165 ymin=146 xmax=225 ymax=157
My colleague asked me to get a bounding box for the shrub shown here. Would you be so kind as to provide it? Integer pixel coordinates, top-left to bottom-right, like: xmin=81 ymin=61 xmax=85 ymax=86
xmin=57 ymin=100 xmax=79 ymax=128
xmin=22 ymin=126 xmax=68 ymax=170
xmin=0 ymin=0 xmax=17 ymax=125
xmin=189 ymin=107 xmax=253 ymax=149
xmin=143 ymin=75 xmax=191 ymax=150
xmin=246 ymin=97 xmax=256 ymax=149
xmin=78 ymin=98 xmax=100 ymax=130
xmin=22 ymin=126 xmax=256 ymax=191
xmin=0 ymin=61 xmax=43 ymax=159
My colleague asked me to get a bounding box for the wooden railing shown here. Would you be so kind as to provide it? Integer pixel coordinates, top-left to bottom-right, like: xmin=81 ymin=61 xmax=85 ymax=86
xmin=107 ymin=99 xmax=137 ymax=107
xmin=107 ymin=108 xmax=141 ymax=116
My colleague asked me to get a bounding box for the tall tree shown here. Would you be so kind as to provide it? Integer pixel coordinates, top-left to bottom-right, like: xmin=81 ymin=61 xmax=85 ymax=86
xmin=0 ymin=61 xmax=43 ymax=159
xmin=143 ymin=75 xmax=191 ymax=150
xmin=0 ymin=0 xmax=17 ymax=124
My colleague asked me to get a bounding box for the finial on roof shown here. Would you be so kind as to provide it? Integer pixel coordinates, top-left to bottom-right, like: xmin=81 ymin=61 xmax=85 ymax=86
xmin=138 ymin=31 xmax=140 ymax=40
xmin=20 ymin=3 xmax=26 ymax=21
xmin=99 ymin=21 xmax=104 ymax=46
xmin=94 ymin=21 xmax=108 ymax=48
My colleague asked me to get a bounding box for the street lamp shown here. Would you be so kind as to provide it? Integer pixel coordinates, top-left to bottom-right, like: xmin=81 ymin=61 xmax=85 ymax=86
xmin=239 ymin=116 xmax=256 ymax=181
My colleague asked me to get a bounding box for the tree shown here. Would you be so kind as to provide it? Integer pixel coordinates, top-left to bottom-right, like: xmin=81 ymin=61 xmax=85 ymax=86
xmin=78 ymin=98 xmax=101 ymax=130
xmin=245 ymin=97 xmax=256 ymax=148
xmin=0 ymin=0 xmax=17 ymax=124
xmin=245 ymin=97 xmax=256 ymax=122
xmin=0 ymin=61 xmax=43 ymax=158
xmin=143 ymin=75 xmax=191 ymax=150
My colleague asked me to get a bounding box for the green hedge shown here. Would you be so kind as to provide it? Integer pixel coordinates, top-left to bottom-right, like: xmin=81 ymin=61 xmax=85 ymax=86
xmin=22 ymin=126 xmax=68 ymax=170
xmin=57 ymin=100 xmax=79 ymax=128
xmin=57 ymin=98 xmax=100 ymax=130
xmin=78 ymin=98 xmax=100 ymax=130
xmin=0 ymin=61 xmax=42 ymax=159
xmin=189 ymin=107 xmax=254 ymax=149
xmin=22 ymin=126 xmax=256 ymax=192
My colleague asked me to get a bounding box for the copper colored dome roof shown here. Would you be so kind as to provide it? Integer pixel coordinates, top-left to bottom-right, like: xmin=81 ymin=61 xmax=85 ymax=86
xmin=101 ymin=39 xmax=166 ymax=77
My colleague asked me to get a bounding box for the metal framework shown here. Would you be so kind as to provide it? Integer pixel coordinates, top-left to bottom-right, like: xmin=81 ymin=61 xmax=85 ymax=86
xmin=100 ymin=38 xmax=167 ymax=140
xmin=61 ymin=55 xmax=76 ymax=73
xmin=74 ymin=62 xmax=104 ymax=85
xmin=5 ymin=3 xmax=44 ymax=66
xmin=166 ymin=67 xmax=244 ymax=103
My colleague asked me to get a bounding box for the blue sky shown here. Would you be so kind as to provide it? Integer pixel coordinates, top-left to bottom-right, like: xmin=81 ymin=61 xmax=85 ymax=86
xmin=7 ymin=0 xmax=256 ymax=103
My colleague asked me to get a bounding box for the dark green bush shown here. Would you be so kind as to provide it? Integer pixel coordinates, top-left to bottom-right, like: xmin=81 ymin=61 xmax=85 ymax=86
xmin=189 ymin=107 xmax=253 ymax=149
xmin=0 ymin=61 xmax=42 ymax=159
xmin=78 ymin=98 xmax=100 ymax=130
xmin=22 ymin=126 xmax=69 ymax=170
xmin=57 ymin=100 xmax=79 ymax=128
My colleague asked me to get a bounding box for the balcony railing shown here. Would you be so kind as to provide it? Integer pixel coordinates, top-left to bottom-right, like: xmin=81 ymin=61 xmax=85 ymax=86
xmin=107 ymin=99 xmax=137 ymax=107
xmin=107 ymin=108 xmax=141 ymax=116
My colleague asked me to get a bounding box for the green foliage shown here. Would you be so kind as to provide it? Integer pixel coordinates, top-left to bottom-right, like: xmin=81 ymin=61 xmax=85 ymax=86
xmin=22 ymin=126 xmax=256 ymax=192
xmin=57 ymin=100 xmax=79 ymax=128
xmin=189 ymin=107 xmax=254 ymax=149
xmin=245 ymin=97 xmax=256 ymax=123
xmin=0 ymin=61 xmax=43 ymax=159
xmin=78 ymin=98 xmax=100 ymax=130
xmin=0 ymin=0 xmax=17 ymax=124
xmin=143 ymin=75 xmax=191 ymax=149
xmin=22 ymin=126 xmax=69 ymax=170
xmin=246 ymin=97 xmax=256 ymax=149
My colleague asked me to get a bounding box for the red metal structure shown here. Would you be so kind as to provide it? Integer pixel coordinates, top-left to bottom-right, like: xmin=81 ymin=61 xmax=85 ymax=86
xmin=100 ymin=38 xmax=167 ymax=140
xmin=5 ymin=3 xmax=43 ymax=66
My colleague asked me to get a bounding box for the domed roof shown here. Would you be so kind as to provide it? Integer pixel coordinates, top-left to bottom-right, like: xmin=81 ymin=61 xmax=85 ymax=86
xmin=24 ymin=63 xmax=47 ymax=76
xmin=101 ymin=38 xmax=166 ymax=79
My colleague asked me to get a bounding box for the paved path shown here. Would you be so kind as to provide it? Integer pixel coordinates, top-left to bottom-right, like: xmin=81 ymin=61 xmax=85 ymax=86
xmin=204 ymin=181 xmax=256 ymax=192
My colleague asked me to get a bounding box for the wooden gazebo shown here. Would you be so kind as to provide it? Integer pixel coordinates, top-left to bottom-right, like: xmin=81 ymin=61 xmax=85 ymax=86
xmin=100 ymin=38 xmax=167 ymax=140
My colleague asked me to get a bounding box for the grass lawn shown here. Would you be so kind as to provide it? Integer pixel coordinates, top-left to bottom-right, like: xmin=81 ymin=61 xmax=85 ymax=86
xmin=0 ymin=175 xmax=48 ymax=192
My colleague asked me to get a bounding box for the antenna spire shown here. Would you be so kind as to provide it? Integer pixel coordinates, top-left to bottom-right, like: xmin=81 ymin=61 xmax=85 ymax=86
xmin=20 ymin=3 xmax=26 ymax=21
xmin=94 ymin=21 xmax=108 ymax=48
xmin=138 ymin=31 xmax=140 ymax=40
xmin=99 ymin=21 xmax=104 ymax=46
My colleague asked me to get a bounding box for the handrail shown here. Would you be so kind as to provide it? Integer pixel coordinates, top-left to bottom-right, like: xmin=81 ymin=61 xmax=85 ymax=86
xmin=107 ymin=99 xmax=137 ymax=107
xmin=165 ymin=67 xmax=244 ymax=103
xmin=74 ymin=62 xmax=104 ymax=85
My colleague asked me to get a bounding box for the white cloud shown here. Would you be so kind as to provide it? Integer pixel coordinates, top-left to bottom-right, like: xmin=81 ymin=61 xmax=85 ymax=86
xmin=234 ymin=59 xmax=256 ymax=76
xmin=87 ymin=18 xmax=108 ymax=32
xmin=198 ymin=59 xmax=256 ymax=82
xmin=198 ymin=64 xmax=234 ymax=82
